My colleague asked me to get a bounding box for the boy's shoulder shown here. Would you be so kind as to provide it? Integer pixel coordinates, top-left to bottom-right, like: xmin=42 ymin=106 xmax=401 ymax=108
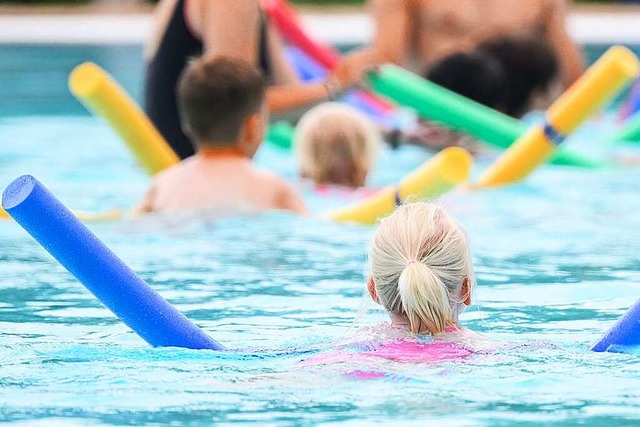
xmin=152 ymin=156 xmax=198 ymax=184
xmin=250 ymin=164 xmax=292 ymax=188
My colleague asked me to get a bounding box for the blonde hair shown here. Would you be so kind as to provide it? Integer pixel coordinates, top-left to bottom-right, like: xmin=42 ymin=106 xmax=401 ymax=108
xmin=369 ymin=203 xmax=473 ymax=335
xmin=294 ymin=103 xmax=380 ymax=188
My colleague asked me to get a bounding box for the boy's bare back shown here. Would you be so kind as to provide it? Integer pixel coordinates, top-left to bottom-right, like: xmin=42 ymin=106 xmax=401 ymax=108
xmin=138 ymin=155 xmax=306 ymax=216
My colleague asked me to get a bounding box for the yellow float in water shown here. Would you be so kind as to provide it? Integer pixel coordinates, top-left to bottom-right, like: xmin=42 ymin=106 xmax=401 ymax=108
xmin=329 ymin=147 xmax=472 ymax=225
xmin=476 ymin=46 xmax=640 ymax=188
xmin=1 ymin=206 xmax=123 ymax=222
xmin=69 ymin=62 xmax=179 ymax=176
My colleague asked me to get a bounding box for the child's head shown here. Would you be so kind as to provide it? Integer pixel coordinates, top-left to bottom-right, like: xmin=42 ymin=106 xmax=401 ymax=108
xmin=477 ymin=35 xmax=561 ymax=117
xmin=427 ymin=51 xmax=508 ymax=111
xmin=178 ymin=56 xmax=266 ymax=157
xmin=368 ymin=203 xmax=474 ymax=335
xmin=294 ymin=103 xmax=380 ymax=188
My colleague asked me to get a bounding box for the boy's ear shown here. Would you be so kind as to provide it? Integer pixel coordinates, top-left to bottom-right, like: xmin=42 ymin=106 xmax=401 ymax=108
xmin=241 ymin=113 xmax=264 ymax=158
xmin=367 ymin=277 xmax=381 ymax=305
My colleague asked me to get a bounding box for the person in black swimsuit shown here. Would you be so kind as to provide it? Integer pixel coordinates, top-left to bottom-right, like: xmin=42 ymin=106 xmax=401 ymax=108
xmin=145 ymin=0 xmax=377 ymax=160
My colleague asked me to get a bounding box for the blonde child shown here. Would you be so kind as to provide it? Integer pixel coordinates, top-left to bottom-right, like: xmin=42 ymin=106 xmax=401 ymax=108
xmin=367 ymin=202 xmax=475 ymax=336
xmin=137 ymin=56 xmax=306 ymax=216
xmin=304 ymin=202 xmax=484 ymax=366
xmin=293 ymin=103 xmax=381 ymax=190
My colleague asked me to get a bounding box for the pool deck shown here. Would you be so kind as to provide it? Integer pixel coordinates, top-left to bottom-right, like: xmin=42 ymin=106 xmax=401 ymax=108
xmin=0 ymin=4 xmax=639 ymax=45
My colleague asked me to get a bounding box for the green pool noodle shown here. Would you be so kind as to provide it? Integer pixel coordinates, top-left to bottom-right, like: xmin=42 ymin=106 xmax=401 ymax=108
xmin=368 ymin=65 xmax=603 ymax=168
xmin=609 ymin=113 xmax=640 ymax=144
xmin=267 ymin=121 xmax=295 ymax=150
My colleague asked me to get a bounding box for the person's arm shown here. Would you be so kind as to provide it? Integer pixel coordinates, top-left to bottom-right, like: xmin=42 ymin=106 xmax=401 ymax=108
xmin=200 ymin=0 xmax=262 ymax=62
xmin=544 ymin=0 xmax=584 ymax=86
xmin=266 ymin=22 xmax=301 ymax=86
xmin=267 ymin=48 xmax=380 ymax=121
xmin=263 ymin=20 xmax=332 ymax=120
xmin=369 ymin=0 xmax=413 ymax=66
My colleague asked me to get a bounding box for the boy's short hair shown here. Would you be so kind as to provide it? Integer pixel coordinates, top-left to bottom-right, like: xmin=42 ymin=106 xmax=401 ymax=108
xmin=178 ymin=56 xmax=266 ymax=144
xmin=478 ymin=36 xmax=560 ymax=117
xmin=427 ymin=51 xmax=507 ymax=111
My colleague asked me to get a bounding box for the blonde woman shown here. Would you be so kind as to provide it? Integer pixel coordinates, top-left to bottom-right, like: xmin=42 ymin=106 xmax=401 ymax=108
xmin=294 ymin=103 xmax=381 ymax=192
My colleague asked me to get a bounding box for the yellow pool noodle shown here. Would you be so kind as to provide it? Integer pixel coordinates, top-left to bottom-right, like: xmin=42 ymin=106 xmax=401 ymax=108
xmin=476 ymin=46 xmax=640 ymax=188
xmin=1 ymin=206 xmax=123 ymax=222
xmin=329 ymin=147 xmax=472 ymax=225
xmin=69 ymin=62 xmax=179 ymax=176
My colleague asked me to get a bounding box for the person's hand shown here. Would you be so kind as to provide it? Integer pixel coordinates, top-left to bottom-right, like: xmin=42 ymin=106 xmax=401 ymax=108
xmin=327 ymin=49 xmax=382 ymax=96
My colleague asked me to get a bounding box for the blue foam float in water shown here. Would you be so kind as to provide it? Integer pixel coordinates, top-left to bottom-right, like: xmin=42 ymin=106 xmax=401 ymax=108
xmin=285 ymin=45 xmax=327 ymax=82
xmin=592 ymin=297 xmax=640 ymax=353
xmin=2 ymin=175 xmax=225 ymax=351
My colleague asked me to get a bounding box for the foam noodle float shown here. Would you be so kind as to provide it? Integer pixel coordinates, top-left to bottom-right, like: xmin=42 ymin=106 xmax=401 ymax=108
xmin=476 ymin=46 xmax=640 ymax=188
xmin=368 ymin=65 xmax=602 ymax=168
xmin=1 ymin=205 xmax=122 ymax=222
xmin=262 ymin=0 xmax=393 ymax=114
xmin=609 ymin=111 xmax=640 ymax=144
xmin=267 ymin=121 xmax=296 ymax=150
xmin=2 ymin=175 xmax=224 ymax=351
xmin=592 ymin=297 xmax=640 ymax=353
xmin=617 ymin=78 xmax=640 ymax=122
xmin=285 ymin=45 xmax=327 ymax=82
xmin=329 ymin=147 xmax=472 ymax=225
xmin=69 ymin=62 xmax=180 ymax=176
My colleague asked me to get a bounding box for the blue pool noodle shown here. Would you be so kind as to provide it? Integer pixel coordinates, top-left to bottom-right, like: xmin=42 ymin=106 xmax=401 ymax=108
xmin=2 ymin=175 xmax=225 ymax=351
xmin=592 ymin=298 xmax=640 ymax=353
xmin=285 ymin=45 xmax=327 ymax=82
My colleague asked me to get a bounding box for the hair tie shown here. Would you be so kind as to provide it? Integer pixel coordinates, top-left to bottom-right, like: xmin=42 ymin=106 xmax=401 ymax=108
xmin=407 ymin=259 xmax=418 ymax=265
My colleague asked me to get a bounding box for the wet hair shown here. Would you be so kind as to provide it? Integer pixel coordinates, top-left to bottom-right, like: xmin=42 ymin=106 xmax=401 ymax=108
xmin=427 ymin=51 xmax=507 ymax=110
xmin=294 ymin=103 xmax=380 ymax=188
xmin=369 ymin=203 xmax=473 ymax=335
xmin=178 ymin=56 xmax=266 ymax=145
xmin=477 ymin=35 xmax=560 ymax=117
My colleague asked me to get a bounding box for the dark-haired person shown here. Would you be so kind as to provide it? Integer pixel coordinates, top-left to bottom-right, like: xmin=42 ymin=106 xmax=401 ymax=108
xmin=427 ymin=51 xmax=508 ymax=111
xmin=137 ymin=57 xmax=307 ymax=216
xmin=427 ymin=36 xmax=561 ymax=118
xmin=477 ymin=36 xmax=562 ymax=118
xmin=370 ymin=0 xmax=583 ymax=88
xmin=146 ymin=0 xmax=375 ymax=159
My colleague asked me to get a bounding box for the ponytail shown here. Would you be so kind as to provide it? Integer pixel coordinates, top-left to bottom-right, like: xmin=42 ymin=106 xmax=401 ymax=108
xmin=398 ymin=261 xmax=452 ymax=334
xmin=369 ymin=203 xmax=473 ymax=336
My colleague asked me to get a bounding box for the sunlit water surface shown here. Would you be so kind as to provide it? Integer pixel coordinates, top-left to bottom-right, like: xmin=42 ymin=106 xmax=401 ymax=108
xmin=1 ymin=45 xmax=640 ymax=426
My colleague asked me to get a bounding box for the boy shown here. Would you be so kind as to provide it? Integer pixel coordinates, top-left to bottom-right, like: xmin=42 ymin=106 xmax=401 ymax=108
xmin=137 ymin=56 xmax=307 ymax=215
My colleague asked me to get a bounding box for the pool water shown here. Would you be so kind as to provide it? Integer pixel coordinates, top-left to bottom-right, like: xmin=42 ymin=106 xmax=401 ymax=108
xmin=2 ymin=45 xmax=640 ymax=426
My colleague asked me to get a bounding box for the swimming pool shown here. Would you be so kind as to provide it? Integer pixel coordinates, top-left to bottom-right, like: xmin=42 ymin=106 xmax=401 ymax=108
xmin=2 ymin=44 xmax=640 ymax=426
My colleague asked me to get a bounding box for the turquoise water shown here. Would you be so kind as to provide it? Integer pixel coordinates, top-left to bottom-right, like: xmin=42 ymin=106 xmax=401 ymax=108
xmin=2 ymin=45 xmax=640 ymax=426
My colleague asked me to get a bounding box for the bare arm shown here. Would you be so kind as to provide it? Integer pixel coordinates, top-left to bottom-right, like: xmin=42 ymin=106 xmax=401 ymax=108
xmin=267 ymin=47 xmax=380 ymax=121
xmin=264 ymin=20 xmax=331 ymax=120
xmin=369 ymin=0 xmax=413 ymax=65
xmin=544 ymin=0 xmax=584 ymax=86
xmin=266 ymin=22 xmax=300 ymax=86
